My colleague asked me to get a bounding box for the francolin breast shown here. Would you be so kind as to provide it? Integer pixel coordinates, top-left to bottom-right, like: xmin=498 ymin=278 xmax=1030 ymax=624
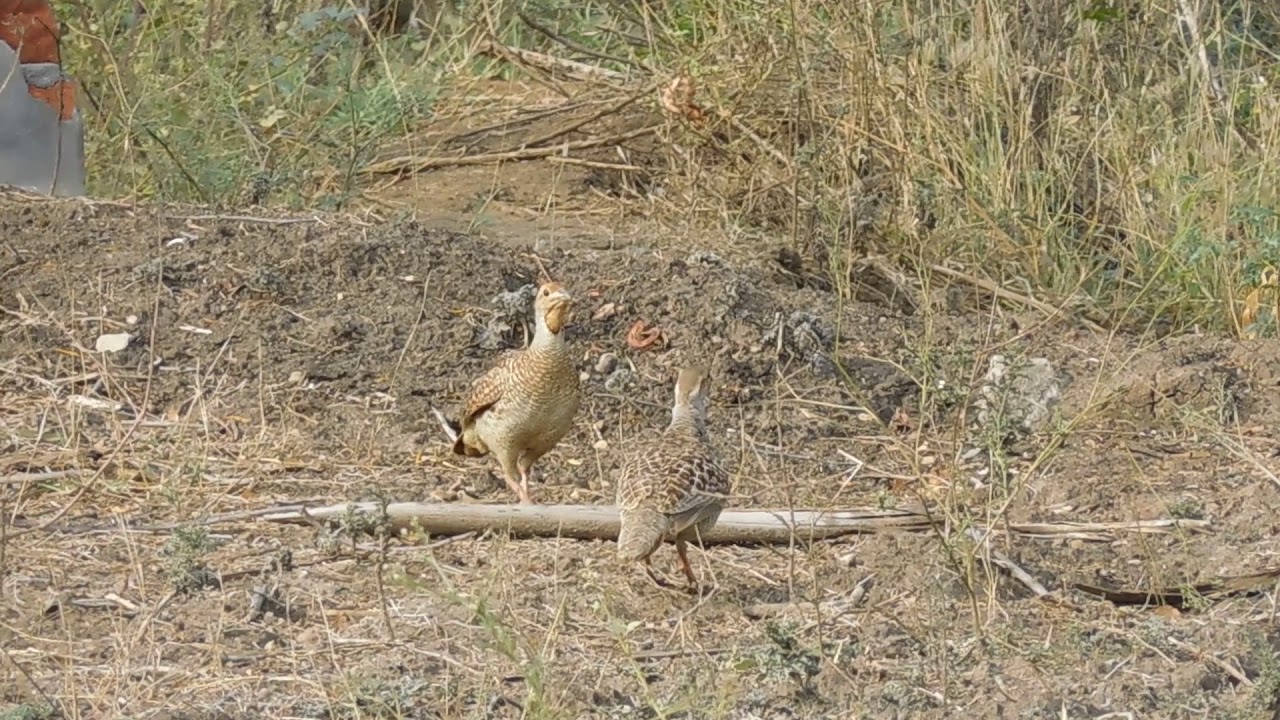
xmin=615 ymin=366 xmax=730 ymax=591
xmin=448 ymin=281 xmax=581 ymax=504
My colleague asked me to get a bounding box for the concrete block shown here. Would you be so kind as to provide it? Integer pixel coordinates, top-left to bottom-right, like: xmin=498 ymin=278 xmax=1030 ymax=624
xmin=0 ymin=0 xmax=87 ymax=197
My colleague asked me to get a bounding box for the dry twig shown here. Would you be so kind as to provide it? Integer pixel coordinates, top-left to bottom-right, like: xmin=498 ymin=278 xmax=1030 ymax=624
xmin=965 ymin=527 xmax=1050 ymax=598
xmin=513 ymin=8 xmax=637 ymax=69
xmin=929 ymin=262 xmax=1106 ymax=333
xmin=742 ymin=575 xmax=874 ymax=619
xmin=1 ymin=469 xmax=86 ymax=486
xmin=1166 ymin=636 xmax=1253 ymax=687
xmin=362 ymin=125 xmax=659 ymax=176
xmin=477 ymin=39 xmax=631 ymax=84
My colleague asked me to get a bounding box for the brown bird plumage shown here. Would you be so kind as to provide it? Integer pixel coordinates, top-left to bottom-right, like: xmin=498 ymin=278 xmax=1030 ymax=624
xmin=449 ymin=281 xmax=581 ymax=504
xmin=615 ymin=366 xmax=729 ymax=591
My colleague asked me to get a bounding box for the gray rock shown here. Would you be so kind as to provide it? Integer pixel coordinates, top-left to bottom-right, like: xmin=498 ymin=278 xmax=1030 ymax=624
xmin=604 ymin=367 xmax=634 ymax=392
xmin=594 ymin=352 xmax=618 ymax=375
xmin=972 ymin=354 xmax=1063 ymax=438
xmin=473 ymin=283 xmax=537 ymax=350
xmin=491 ymin=283 xmax=537 ymax=318
xmin=760 ymin=310 xmax=836 ymax=372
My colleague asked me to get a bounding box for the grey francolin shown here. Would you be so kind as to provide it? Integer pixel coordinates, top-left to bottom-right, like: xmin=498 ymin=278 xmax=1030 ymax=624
xmin=615 ymin=366 xmax=730 ymax=591
xmin=447 ymin=281 xmax=581 ymax=504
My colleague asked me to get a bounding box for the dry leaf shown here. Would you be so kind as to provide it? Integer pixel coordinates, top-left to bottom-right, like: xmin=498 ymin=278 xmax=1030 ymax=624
xmin=659 ymin=74 xmax=707 ymax=126
xmin=626 ymin=319 xmax=665 ymax=350
xmin=1239 ymin=265 xmax=1279 ymax=339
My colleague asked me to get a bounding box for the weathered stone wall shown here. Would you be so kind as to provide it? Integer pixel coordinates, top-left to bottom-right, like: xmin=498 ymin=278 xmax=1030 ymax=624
xmin=0 ymin=0 xmax=87 ymax=196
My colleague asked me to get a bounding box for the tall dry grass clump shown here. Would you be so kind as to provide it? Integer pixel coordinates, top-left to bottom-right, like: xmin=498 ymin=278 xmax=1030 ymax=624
xmin=622 ymin=0 xmax=1280 ymax=331
xmin=57 ymin=0 xmax=1280 ymax=331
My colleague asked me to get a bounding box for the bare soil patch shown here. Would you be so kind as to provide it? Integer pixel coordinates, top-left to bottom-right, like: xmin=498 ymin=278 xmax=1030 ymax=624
xmin=3 ymin=195 xmax=1279 ymax=719
xmin=364 ymin=79 xmax=671 ymax=259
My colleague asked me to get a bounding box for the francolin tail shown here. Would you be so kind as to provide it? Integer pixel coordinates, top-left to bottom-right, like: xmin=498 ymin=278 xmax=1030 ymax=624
xmin=447 ymin=281 xmax=581 ymax=504
xmin=615 ymin=366 xmax=730 ymax=592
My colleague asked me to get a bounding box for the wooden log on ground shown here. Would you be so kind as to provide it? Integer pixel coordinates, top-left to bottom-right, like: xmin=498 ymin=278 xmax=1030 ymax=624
xmin=258 ymin=502 xmax=933 ymax=544
xmin=254 ymin=502 xmax=1210 ymax=546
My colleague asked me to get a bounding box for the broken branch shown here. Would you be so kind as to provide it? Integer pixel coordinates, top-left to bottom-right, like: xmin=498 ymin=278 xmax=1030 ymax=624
xmin=966 ymin=527 xmax=1050 ymax=598
xmin=361 ymin=125 xmax=659 ymax=176
xmin=477 ymin=39 xmax=632 ymax=84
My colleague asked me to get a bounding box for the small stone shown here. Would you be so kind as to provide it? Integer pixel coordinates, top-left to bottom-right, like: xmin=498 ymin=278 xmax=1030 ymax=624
xmin=594 ymin=352 xmax=618 ymax=374
xmin=593 ymin=439 xmax=609 ymax=451
xmin=920 ymin=455 xmax=937 ymax=467
xmin=604 ymin=368 xmax=634 ymax=392
xmin=125 ymin=315 xmax=138 ymax=325
xmin=94 ymin=333 xmax=131 ymax=353
xmin=972 ymin=355 xmax=1063 ymax=437
xmin=856 ymin=413 xmax=876 ymax=423
xmin=579 ymin=371 xmax=590 ymax=383
xmin=288 ymin=371 xmax=305 ymax=383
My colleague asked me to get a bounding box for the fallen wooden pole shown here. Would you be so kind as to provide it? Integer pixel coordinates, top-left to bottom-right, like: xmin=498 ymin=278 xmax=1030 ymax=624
xmin=258 ymin=502 xmax=933 ymax=544
xmin=254 ymin=502 xmax=1210 ymax=546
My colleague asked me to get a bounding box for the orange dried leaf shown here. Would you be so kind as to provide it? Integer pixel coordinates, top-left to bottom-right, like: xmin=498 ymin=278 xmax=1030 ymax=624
xmin=659 ymin=74 xmax=707 ymax=126
xmin=626 ymin=319 xmax=664 ymax=350
xmin=1239 ymin=265 xmax=1280 ymax=339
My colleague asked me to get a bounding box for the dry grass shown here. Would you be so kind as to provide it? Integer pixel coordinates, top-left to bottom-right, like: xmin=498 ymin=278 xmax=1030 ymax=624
xmin=5 ymin=203 xmax=1280 ymax=717
xmin=0 ymin=293 xmax=865 ymax=717
xmin=60 ymin=0 xmax=1280 ymax=330
xmin=5 ymin=0 xmax=1280 ymax=716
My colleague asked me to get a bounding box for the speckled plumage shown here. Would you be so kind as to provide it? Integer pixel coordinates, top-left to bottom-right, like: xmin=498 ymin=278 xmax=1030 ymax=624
xmin=451 ymin=282 xmax=581 ymax=504
xmin=615 ymin=366 xmax=729 ymax=590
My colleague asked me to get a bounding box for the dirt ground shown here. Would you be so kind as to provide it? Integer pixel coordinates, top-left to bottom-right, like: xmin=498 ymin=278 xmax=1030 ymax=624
xmin=3 ymin=188 xmax=1280 ymax=720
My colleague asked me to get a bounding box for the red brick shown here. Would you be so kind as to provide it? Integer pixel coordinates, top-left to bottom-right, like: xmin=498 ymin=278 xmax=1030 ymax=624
xmin=26 ymin=76 xmax=76 ymax=119
xmin=0 ymin=0 xmax=61 ymax=64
